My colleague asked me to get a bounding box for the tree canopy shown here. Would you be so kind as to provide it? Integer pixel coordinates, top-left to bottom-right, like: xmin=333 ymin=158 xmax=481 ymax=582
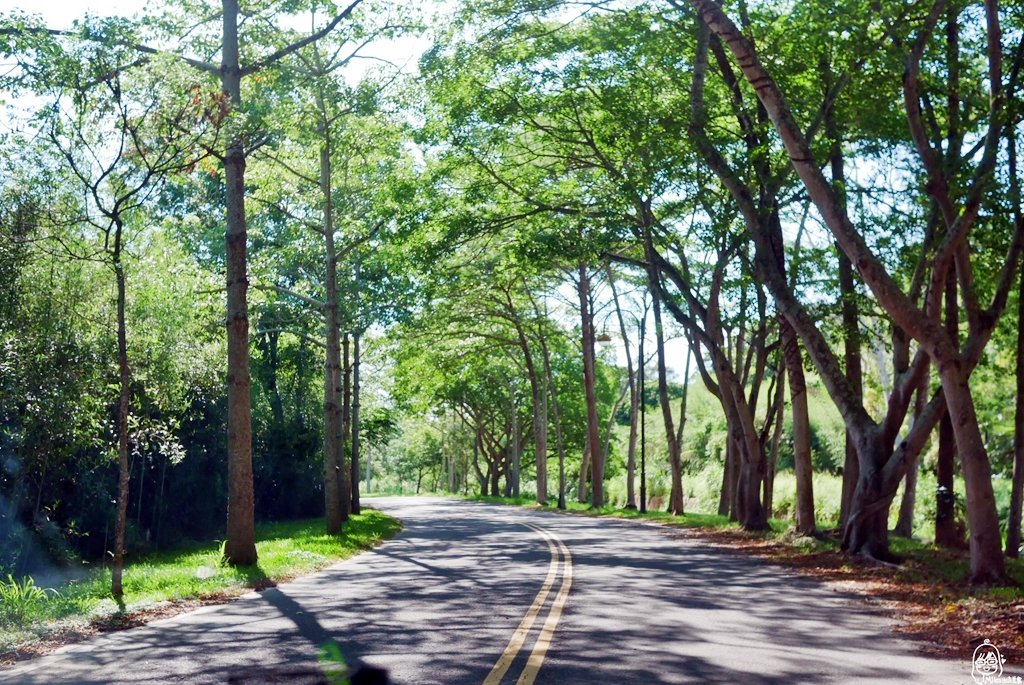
xmin=1 ymin=0 xmax=1023 ymax=594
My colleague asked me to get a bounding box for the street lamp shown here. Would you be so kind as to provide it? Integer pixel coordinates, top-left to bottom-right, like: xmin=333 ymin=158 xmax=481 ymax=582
xmin=638 ymin=311 xmax=647 ymax=514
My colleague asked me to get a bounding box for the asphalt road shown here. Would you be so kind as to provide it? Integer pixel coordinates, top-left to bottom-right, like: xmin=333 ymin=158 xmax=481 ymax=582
xmin=0 ymin=497 xmax=991 ymax=684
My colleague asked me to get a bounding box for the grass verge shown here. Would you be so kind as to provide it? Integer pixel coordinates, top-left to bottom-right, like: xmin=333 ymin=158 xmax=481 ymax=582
xmin=0 ymin=509 xmax=402 ymax=664
xmin=464 ymin=493 xmax=791 ymax=532
xmin=463 ymin=493 xmax=1024 ymax=660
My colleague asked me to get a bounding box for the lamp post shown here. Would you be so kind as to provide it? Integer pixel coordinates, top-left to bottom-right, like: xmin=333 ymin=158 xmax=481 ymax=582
xmin=638 ymin=309 xmax=647 ymax=514
xmin=594 ymin=332 xmax=613 ymax=506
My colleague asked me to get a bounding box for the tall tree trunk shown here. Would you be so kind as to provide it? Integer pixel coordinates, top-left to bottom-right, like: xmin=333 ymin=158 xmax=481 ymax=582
xmin=699 ymin=320 xmax=766 ymax=529
xmin=265 ymin=332 xmax=285 ymax=428
xmin=513 ymin=313 xmax=545 ymax=505
xmin=647 ymin=261 xmax=684 ymax=515
xmin=552 ymin=362 xmax=569 ymax=507
xmin=472 ymin=422 xmax=487 ymax=496
xmin=784 ymin=322 xmax=815 ymax=534
xmin=471 ymin=433 xmax=480 ymax=495
xmin=764 ymin=135 xmax=814 ymax=533
xmin=351 ymin=329 xmax=361 ymax=515
xmin=601 ymin=382 xmax=628 ymax=478
xmin=676 ymin=351 xmax=694 ymax=513
xmin=1009 ymin=253 xmax=1024 ymax=557
xmin=541 ymin=335 xmax=567 ymax=510
xmin=728 ymin=393 xmax=768 ymax=530
xmin=940 ymin=364 xmax=1007 ymax=584
xmin=639 ymin=314 xmax=648 ymax=514
xmin=221 ymin=0 xmax=256 ymax=567
xmin=366 ymin=446 xmax=372 ymax=495
xmin=936 ymin=270 xmax=960 ymax=547
xmin=537 ymin=370 xmax=549 ymax=506
xmin=895 ymin=462 xmax=921 ymax=537
xmin=674 ymin=350 xmax=692 ymax=456
xmin=154 ymin=452 xmax=168 ymax=549
xmin=654 ymin=297 xmax=683 ymax=515
xmin=579 ymin=263 xmax=603 ymax=507
xmin=895 ymin=372 xmax=929 ymax=537
xmin=490 ymin=442 xmax=500 ymax=496
xmin=111 ymin=223 xmax=131 ymax=597
xmin=608 ymin=266 xmax=639 ymax=509
xmin=764 ymin=368 xmax=786 ymax=517
xmin=730 ymin=436 xmax=742 ymax=521
xmin=719 ymin=436 xmax=735 ymax=518
xmin=842 ymin=435 xmax=895 ymax=562
xmin=320 ymin=144 xmax=343 ymax=535
xmin=1007 ymin=100 xmax=1023 ymax=558
xmin=502 ymin=449 xmax=513 ymax=498
xmin=688 ymin=345 xmax=767 ymax=533
xmin=136 ymin=451 xmax=146 ymax=530
xmin=296 ymin=337 xmax=307 ymax=428
xmin=578 ymin=432 xmax=590 ymax=504
xmin=838 ymin=248 xmax=862 ymax=530
xmin=339 ymin=334 xmax=350 ymax=521
xmin=829 ymin=92 xmax=863 ymax=532
xmin=510 ymin=386 xmax=520 ymax=499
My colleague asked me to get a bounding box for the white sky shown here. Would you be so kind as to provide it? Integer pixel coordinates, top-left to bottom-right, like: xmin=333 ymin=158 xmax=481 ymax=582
xmin=5 ymin=0 xmax=139 ymax=28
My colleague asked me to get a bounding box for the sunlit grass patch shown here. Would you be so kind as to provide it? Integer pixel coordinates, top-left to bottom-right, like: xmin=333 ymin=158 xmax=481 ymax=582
xmin=0 ymin=510 xmax=401 ymax=654
xmin=462 ymin=492 xmax=748 ymax=530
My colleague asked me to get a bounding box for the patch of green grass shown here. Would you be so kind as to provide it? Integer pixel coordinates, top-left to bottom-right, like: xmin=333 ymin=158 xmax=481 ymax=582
xmin=462 ymin=493 xmax=1024 ymax=593
xmin=0 ymin=510 xmax=401 ymax=652
xmin=464 ymin=494 xmax=539 ymax=507
xmin=0 ymin=576 xmax=61 ymax=626
xmin=462 ymin=493 xmax=751 ymax=531
xmin=885 ymin=535 xmax=1024 ymax=597
xmin=462 ymin=492 xmax=851 ymax=560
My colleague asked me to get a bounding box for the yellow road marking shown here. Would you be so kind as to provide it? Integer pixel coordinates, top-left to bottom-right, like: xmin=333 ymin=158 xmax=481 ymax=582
xmin=515 ymin=528 xmax=572 ymax=685
xmin=481 ymin=525 xmax=559 ymax=685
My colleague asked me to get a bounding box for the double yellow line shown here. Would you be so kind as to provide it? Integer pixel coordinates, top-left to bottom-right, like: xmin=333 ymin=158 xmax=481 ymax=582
xmin=482 ymin=523 xmax=572 ymax=685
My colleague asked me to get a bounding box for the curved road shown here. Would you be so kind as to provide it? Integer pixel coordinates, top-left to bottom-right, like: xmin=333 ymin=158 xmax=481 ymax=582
xmin=0 ymin=498 xmax=980 ymax=684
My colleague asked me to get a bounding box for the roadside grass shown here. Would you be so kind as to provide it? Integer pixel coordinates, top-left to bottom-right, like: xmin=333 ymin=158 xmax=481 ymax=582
xmin=462 ymin=492 xmax=1024 ymax=595
xmin=463 ymin=493 xmax=775 ymax=531
xmin=0 ymin=510 xmax=401 ymax=654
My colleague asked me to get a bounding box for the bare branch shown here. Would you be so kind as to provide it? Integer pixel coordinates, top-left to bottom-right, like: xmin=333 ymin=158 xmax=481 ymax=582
xmin=240 ymin=0 xmax=364 ymax=76
xmin=253 ymin=283 xmax=326 ymax=309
